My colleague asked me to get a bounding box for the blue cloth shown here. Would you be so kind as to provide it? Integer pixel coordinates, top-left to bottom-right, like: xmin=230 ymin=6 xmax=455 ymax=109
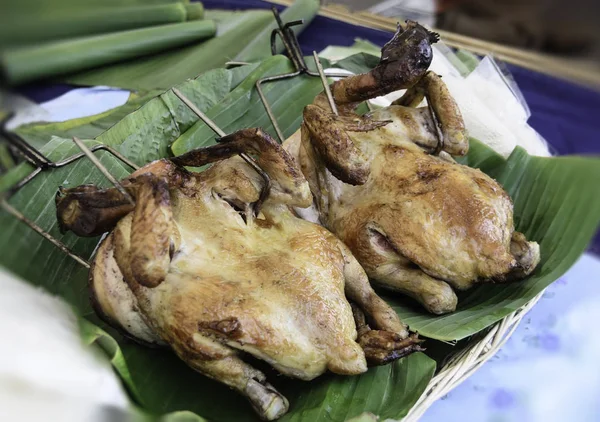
xmin=423 ymin=253 xmax=600 ymax=422
xmin=17 ymin=82 xmax=74 ymax=104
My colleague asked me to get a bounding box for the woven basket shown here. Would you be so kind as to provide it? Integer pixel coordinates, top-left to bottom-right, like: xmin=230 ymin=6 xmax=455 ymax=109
xmin=402 ymin=291 xmax=543 ymax=421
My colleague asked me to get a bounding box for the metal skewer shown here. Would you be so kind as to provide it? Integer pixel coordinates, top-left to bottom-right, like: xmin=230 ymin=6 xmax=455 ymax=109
xmin=172 ymin=88 xmax=225 ymax=137
xmin=313 ymin=51 xmax=339 ymax=116
xmin=171 ymin=88 xmax=272 ymax=217
xmin=1 ymin=116 xmax=138 ymax=268
xmin=2 ymin=126 xmax=51 ymax=168
xmin=72 ymin=137 xmax=135 ymax=205
xmin=0 ymin=198 xmax=91 ymax=268
xmin=53 ymin=145 xmax=139 ymax=171
xmin=7 ymin=144 xmax=139 ymax=196
xmin=256 ymin=7 xmax=350 ymax=142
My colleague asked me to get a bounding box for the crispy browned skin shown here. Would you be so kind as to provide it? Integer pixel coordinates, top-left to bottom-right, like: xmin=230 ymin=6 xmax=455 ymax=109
xmin=286 ymin=22 xmax=540 ymax=315
xmin=56 ymin=129 xmax=422 ymax=421
xmin=329 ymin=21 xmax=439 ymax=104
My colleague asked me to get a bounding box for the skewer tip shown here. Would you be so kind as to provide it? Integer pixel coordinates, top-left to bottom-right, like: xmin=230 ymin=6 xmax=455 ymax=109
xmin=312 ymin=51 xmax=339 ymax=116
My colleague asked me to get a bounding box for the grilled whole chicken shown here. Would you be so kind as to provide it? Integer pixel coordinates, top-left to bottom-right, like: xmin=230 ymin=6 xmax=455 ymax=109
xmin=286 ymin=21 xmax=540 ymax=315
xmin=56 ymin=129 xmax=422 ymax=420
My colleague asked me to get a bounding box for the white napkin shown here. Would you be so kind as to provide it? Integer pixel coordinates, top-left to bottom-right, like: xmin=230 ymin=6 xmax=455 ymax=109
xmin=0 ymin=269 xmax=129 ymax=421
xmin=322 ymin=44 xmax=551 ymax=158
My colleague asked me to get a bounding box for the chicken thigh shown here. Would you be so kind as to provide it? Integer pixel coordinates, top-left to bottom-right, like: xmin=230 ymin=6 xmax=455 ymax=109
xmin=287 ymin=21 xmax=540 ymax=315
xmin=56 ymin=129 xmax=421 ymax=420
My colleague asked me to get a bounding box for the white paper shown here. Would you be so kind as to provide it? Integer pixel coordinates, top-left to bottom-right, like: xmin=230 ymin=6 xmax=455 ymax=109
xmin=6 ymin=86 xmax=130 ymax=130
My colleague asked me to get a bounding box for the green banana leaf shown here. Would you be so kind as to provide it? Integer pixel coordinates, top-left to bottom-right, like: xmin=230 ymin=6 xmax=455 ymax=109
xmin=2 ymin=20 xmax=217 ymax=86
xmin=171 ymin=55 xmax=330 ymax=155
xmin=0 ymin=140 xmax=15 ymax=173
xmin=13 ymin=91 xmax=164 ymax=150
xmin=0 ymin=62 xmax=258 ymax=192
xmin=0 ymin=55 xmax=436 ymax=421
xmin=185 ymin=3 xmax=205 ymax=21
xmin=0 ymin=3 xmax=196 ymax=47
xmin=333 ymin=53 xmax=380 ymax=75
xmin=2 ymin=52 xmax=598 ymax=419
xmin=10 ymin=61 xmax=257 ymax=154
xmin=63 ymin=10 xmax=272 ymax=90
xmin=319 ymin=40 xmax=381 ymax=62
xmin=63 ymin=0 xmax=319 ymax=91
xmin=2 ymin=0 xmax=186 ymax=16
xmin=0 ymin=0 xmax=189 ymax=44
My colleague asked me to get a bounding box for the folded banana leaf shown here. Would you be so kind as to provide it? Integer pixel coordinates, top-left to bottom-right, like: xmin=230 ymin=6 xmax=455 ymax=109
xmin=3 ymin=0 xmax=185 ymax=14
xmin=63 ymin=0 xmax=319 ymax=91
xmin=2 ymin=20 xmax=216 ymax=86
xmin=1 ymin=53 xmax=598 ymax=420
xmin=185 ymin=3 xmax=205 ymax=20
xmin=0 ymin=3 xmax=200 ymax=47
xmin=61 ymin=10 xmax=271 ymax=91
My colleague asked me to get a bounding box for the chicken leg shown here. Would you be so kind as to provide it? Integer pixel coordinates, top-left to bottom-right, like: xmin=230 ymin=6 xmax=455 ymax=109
xmin=338 ymin=238 xmax=424 ymax=362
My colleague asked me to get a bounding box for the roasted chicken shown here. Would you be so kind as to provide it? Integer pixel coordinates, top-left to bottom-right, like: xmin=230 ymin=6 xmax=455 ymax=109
xmin=56 ymin=129 xmax=422 ymax=420
xmin=286 ymin=21 xmax=540 ymax=315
